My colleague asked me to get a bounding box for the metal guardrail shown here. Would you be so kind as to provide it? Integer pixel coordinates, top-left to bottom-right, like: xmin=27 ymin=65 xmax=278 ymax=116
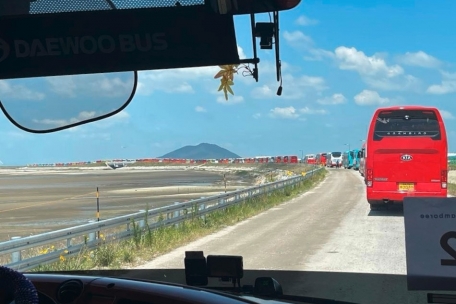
xmin=0 ymin=167 xmax=323 ymax=271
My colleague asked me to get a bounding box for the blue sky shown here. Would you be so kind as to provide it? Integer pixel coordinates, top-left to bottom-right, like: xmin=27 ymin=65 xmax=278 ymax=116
xmin=1 ymin=0 xmax=456 ymax=165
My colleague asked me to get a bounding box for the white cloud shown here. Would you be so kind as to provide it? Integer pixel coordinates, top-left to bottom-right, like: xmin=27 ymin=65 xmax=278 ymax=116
xmin=440 ymin=110 xmax=455 ymax=120
xmin=269 ymin=107 xmax=299 ymax=119
xmin=295 ymin=15 xmax=319 ymax=26
xmin=317 ymin=93 xmax=347 ymax=105
xmin=397 ymin=51 xmax=441 ymax=68
xmin=33 ymin=118 xmax=67 ymax=126
xmin=137 ymin=45 xmax=246 ymax=95
xmin=237 ymin=45 xmax=246 ymax=59
xmin=216 ymin=95 xmax=244 ymax=105
xmin=260 ymin=105 xmax=323 ymax=120
xmin=195 ymin=106 xmax=207 ymax=113
xmin=78 ymin=111 xmax=97 ymax=120
xmin=46 ymin=74 xmax=134 ymax=98
xmin=65 ymin=125 xmax=83 ymax=133
xmin=300 ymin=107 xmax=328 ymax=114
xmin=427 ymin=71 xmax=456 ymax=94
xmin=364 ymin=74 xmax=420 ymax=91
xmin=251 ymin=74 xmax=327 ymax=100
xmin=32 ymin=111 xmax=98 ymax=127
xmin=93 ymin=77 xmax=134 ymax=97
xmin=288 ymin=76 xmax=327 ymax=97
xmin=253 ymin=113 xmax=261 ymax=119
xmin=304 ymin=48 xmax=335 ymax=61
xmin=283 ymin=31 xmax=313 ymax=48
xmin=58 ymin=111 xmax=130 ymax=137
xmin=251 ymin=85 xmax=274 ymax=98
xmin=256 ymin=60 xmax=295 ymax=75
xmin=45 ymin=77 xmax=77 ymax=97
xmin=78 ymin=110 xmax=130 ymax=130
xmin=0 ymin=80 xmax=45 ymax=100
xmin=354 ymin=90 xmax=390 ymax=106
xmin=335 ymin=46 xmax=403 ymax=77
xmin=335 ymin=46 xmax=420 ymax=91
xmin=137 ymin=68 xmax=200 ymax=95
xmin=282 ymin=30 xmax=334 ymax=62
xmin=139 ymin=66 xmax=218 ymax=95
xmin=294 ymin=75 xmax=327 ymax=90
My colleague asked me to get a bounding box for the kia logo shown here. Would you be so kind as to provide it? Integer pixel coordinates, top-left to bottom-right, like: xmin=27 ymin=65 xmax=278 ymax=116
xmin=401 ymin=154 xmax=413 ymax=161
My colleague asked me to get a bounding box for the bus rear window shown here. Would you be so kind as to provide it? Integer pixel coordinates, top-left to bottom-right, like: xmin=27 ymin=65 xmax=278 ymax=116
xmin=331 ymin=152 xmax=342 ymax=157
xmin=373 ymin=109 xmax=441 ymax=141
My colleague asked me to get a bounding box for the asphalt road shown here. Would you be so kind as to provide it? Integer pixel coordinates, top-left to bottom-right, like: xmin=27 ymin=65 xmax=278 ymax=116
xmin=134 ymin=168 xmax=454 ymax=304
xmin=0 ymin=169 xmax=252 ymax=241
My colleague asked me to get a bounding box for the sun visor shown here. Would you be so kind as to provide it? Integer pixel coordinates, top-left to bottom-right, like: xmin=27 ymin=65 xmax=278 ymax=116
xmin=0 ymin=2 xmax=241 ymax=79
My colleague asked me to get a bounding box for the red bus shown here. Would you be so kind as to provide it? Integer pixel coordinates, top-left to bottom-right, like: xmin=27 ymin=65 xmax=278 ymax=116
xmin=304 ymin=154 xmax=316 ymax=164
xmin=316 ymin=153 xmax=327 ymax=166
xmin=365 ymin=106 xmax=448 ymax=210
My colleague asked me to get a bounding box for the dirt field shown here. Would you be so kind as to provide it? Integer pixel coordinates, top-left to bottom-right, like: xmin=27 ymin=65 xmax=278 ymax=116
xmin=0 ymin=164 xmax=314 ymax=241
xmin=0 ymin=168 xmax=246 ymax=241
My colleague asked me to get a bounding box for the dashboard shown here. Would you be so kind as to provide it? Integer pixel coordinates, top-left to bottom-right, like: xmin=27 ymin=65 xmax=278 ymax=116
xmin=26 ymin=273 xmax=260 ymax=304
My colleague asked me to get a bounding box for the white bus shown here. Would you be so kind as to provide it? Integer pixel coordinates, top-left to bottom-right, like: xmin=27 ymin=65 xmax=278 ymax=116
xmin=326 ymin=152 xmax=342 ymax=167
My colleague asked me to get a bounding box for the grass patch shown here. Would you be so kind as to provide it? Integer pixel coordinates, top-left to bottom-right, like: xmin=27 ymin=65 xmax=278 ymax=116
xmin=235 ymin=170 xmax=250 ymax=176
xmin=30 ymin=169 xmax=327 ymax=272
xmin=448 ymin=183 xmax=456 ymax=196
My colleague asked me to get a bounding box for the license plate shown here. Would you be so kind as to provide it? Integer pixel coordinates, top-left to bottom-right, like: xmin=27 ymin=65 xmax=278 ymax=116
xmin=398 ymin=183 xmax=415 ymax=191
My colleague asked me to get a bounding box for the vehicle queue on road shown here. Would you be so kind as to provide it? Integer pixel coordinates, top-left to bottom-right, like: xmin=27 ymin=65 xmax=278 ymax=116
xmin=306 ymin=105 xmax=449 ymax=210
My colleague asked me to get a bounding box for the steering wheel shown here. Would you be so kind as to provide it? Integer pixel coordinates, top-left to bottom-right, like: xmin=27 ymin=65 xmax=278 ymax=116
xmin=0 ymin=266 xmax=38 ymax=304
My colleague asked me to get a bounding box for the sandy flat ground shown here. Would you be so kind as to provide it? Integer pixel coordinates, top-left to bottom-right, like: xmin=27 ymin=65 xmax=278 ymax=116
xmin=0 ymin=168 xmax=257 ymax=241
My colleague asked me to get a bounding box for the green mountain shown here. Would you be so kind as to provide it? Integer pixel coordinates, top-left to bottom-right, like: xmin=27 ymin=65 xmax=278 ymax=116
xmin=159 ymin=143 xmax=241 ymax=159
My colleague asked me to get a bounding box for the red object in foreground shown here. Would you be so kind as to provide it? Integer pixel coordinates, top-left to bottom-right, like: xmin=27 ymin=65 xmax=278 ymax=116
xmin=365 ymin=105 xmax=448 ymax=209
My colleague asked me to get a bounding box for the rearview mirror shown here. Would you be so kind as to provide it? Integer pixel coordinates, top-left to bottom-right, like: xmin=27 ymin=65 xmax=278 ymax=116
xmin=0 ymin=71 xmax=136 ymax=133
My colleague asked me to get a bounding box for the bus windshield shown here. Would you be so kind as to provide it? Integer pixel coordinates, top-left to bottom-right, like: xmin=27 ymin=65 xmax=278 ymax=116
xmin=331 ymin=152 xmax=342 ymax=157
xmin=373 ymin=109 xmax=441 ymax=141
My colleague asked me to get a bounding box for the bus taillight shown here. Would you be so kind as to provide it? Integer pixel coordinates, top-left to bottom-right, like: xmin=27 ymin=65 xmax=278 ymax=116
xmin=366 ymin=169 xmax=373 ymax=187
xmin=442 ymin=169 xmax=448 ymax=189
